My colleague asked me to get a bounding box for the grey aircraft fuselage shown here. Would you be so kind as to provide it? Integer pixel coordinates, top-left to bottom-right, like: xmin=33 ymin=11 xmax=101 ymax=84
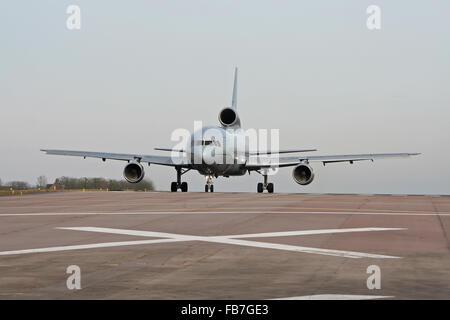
xmin=188 ymin=126 xmax=248 ymax=177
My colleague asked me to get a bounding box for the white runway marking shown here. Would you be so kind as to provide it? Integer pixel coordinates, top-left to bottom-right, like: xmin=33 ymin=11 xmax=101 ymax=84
xmin=57 ymin=227 xmax=200 ymax=240
xmin=58 ymin=226 xmax=403 ymax=259
xmin=225 ymin=227 xmax=406 ymax=239
xmin=199 ymin=237 xmax=399 ymax=259
xmin=0 ymin=211 xmax=445 ymax=217
xmin=58 ymin=226 xmax=404 ymax=239
xmin=272 ymin=294 xmax=393 ymax=300
xmin=0 ymin=226 xmax=403 ymax=259
xmin=0 ymin=238 xmax=184 ymax=256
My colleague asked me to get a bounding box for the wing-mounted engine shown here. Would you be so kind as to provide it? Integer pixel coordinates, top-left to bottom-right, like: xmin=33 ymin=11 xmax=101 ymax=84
xmin=123 ymin=161 xmax=145 ymax=183
xmin=218 ymin=107 xmax=241 ymax=128
xmin=293 ymin=163 xmax=314 ymax=185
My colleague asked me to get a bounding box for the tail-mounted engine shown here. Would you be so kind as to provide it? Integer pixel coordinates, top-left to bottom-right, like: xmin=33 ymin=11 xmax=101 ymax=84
xmin=218 ymin=107 xmax=241 ymax=128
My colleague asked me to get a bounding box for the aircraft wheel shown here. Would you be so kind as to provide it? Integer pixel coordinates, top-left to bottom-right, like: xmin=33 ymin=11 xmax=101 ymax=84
xmin=205 ymin=185 xmax=209 ymax=192
xmin=257 ymin=183 xmax=263 ymax=193
xmin=181 ymin=182 xmax=188 ymax=192
xmin=170 ymin=182 xmax=178 ymax=192
xmin=267 ymin=183 xmax=274 ymax=193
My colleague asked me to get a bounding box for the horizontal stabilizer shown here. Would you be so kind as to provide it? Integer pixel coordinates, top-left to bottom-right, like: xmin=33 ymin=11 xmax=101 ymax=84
xmin=154 ymin=148 xmax=185 ymax=153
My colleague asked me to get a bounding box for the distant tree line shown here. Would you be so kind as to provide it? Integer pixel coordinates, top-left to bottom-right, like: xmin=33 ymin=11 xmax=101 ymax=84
xmin=0 ymin=176 xmax=154 ymax=191
xmin=57 ymin=176 xmax=154 ymax=191
xmin=0 ymin=181 xmax=31 ymax=190
xmin=0 ymin=177 xmax=33 ymax=190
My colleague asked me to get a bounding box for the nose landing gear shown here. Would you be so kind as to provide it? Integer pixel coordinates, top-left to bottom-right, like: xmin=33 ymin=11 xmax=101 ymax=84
xmin=205 ymin=175 xmax=214 ymax=192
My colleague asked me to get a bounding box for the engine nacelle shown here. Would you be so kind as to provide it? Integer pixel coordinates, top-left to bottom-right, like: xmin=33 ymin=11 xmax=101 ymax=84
xmin=123 ymin=161 xmax=145 ymax=183
xmin=218 ymin=107 xmax=241 ymax=128
xmin=292 ymin=163 xmax=314 ymax=185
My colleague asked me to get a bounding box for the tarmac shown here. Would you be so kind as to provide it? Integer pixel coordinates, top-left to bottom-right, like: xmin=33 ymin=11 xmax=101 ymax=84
xmin=0 ymin=191 xmax=449 ymax=299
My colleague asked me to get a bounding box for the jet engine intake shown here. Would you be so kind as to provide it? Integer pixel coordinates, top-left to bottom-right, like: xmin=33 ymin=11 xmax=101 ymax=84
xmin=219 ymin=107 xmax=240 ymax=127
xmin=292 ymin=163 xmax=314 ymax=185
xmin=123 ymin=161 xmax=145 ymax=183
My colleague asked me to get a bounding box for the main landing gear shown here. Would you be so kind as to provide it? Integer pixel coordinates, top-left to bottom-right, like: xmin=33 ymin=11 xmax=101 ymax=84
xmin=257 ymin=173 xmax=274 ymax=193
xmin=171 ymin=167 xmax=190 ymax=192
xmin=205 ymin=175 xmax=214 ymax=192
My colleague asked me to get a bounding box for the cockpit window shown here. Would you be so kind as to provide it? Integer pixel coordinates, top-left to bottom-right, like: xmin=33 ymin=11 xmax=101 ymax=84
xmin=196 ymin=140 xmax=221 ymax=146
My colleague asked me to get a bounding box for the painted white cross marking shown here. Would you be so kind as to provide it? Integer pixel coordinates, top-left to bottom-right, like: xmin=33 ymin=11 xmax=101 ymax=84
xmin=0 ymin=226 xmax=405 ymax=259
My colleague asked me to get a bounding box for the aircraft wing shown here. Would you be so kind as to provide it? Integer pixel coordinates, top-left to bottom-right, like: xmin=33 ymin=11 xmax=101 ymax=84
xmin=247 ymin=149 xmax=317 ymax=156
xmin=41 ymin=149 xmax=189 ymax=167
xmin=246 ymin=152 xmax=420 ymax=169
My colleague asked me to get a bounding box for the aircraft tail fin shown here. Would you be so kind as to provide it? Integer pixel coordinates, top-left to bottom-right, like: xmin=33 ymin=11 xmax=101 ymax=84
xmin=231 ymin=67 xmax=238 ymax=110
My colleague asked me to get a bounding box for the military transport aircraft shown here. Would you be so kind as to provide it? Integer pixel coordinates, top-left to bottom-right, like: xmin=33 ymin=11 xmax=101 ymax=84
xmin=42 ymin=68 xmax=419 ymax=193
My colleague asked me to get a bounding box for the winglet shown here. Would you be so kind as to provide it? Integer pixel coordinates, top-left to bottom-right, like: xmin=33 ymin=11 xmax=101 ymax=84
xmin=231 ymin=67 xmax=238 ymax=110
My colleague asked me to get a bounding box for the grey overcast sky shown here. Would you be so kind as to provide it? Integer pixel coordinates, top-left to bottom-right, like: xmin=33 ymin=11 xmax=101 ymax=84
xmin=0 ymin=1 xmax=449 ymax=194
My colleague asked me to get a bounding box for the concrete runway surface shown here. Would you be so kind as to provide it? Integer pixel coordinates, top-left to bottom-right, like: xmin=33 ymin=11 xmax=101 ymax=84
xmin=0 ymin=191 xmax=449 ymax=299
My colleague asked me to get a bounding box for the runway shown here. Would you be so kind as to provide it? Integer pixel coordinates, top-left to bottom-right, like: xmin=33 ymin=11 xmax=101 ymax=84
xmin=0 ymin=191 xmax=449 ymax=299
